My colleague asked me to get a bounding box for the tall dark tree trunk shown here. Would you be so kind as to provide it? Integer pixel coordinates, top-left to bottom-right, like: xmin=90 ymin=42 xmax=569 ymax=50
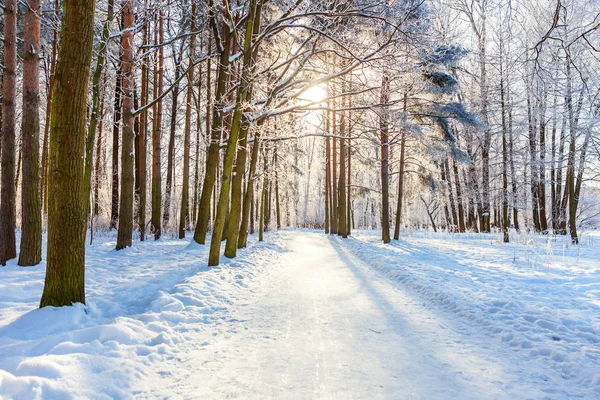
xmin=0 ymin=0 xmax=18 ymax=265
xmin=179 ymin=5 xmax=196 ymax=239
xmin=500 ymin=68 xmax=509 ymax=243
xmin=223 ymin=0 xmax=262 ymax=258
xmin=151 ymin=11 xmax=165 ymax=239
xmin=116 ymin=0 xmax=136 ymax=250
xmin=538 ymin=90 xmax=548 ymax=233
xmin=565 ymin=53 xmax=578 ymax=244
xmin=394 ymin=130 xmax=406 ymax=239
xmin=136 ymin=9 xmax=149 ymax=241
xmin=379 ymin=73 xmax=390 ymax=243
xmin=110 ymin=60 xmax=123 ymax=230
xmin=41 ymin=0 xmax=59 ymax=216
xmin=19 ymin=0 xmax=43 ymax=266
xmin=194 ymin=4 xmax=232 ymax=245
xmin=40 ymin=0 xmax=96 ymax=307
xmin=165 ymin=58 xmax=181 ymax=229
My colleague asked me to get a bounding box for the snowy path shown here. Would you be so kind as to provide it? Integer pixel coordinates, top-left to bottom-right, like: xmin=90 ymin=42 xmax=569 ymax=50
xmin=137 ymin=232 xmax=523 ymax=399
xmin=2 ymin=230 xmax=598 ymax=399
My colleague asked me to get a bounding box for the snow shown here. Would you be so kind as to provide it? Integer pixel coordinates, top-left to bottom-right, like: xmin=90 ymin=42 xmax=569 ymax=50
xmin=1 ymin=229 xmax=599 ymax=399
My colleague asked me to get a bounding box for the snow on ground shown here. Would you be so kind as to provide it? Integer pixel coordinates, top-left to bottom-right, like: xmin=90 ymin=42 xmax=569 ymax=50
xmin=0 ymin=233 xmax=286 ymax=399
xmin=0 ymin=229 xmax=599 ymax=399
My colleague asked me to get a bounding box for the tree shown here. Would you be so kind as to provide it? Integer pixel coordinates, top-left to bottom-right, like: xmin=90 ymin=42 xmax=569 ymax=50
xmin=40 ymin=0 xmax=96 ymax=307
xmin=116 ymin=0 xmax=136 ymax=250
xmin=179 ymin=3 xmax=197 ymax=239
xmin=151 ymin=10 xmax=165 ymax=240
xmin=0 ymin=0 xmax=17 ymax=266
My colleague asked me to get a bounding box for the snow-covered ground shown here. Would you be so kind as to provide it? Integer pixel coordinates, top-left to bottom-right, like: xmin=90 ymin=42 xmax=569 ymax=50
xmin=0 ymin=229 xmax=599 ymax=399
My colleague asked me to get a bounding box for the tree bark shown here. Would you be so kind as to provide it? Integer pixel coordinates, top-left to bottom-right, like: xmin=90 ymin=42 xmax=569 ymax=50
xmin=165 ymin=57 xmax=180 ymax=229
xmin=379 ymin=73 xmax=390 ymax=243
xmin=193 ymin=3 xmax=232 ymax=245
xmin=151 ymin=10 xmax=165 ymax=240
xmin=0 ymin=0 xmax=18 ymax=265
xmin=18 ymin=0 xmax=43 ymax=266
xmin=41 ymin=0 xmax=59 ymax=216
xmin=179 ymin=5 xmax=197 ymax=239
xmin=116 ymin=0 xmax=136 ymax=250
xmin=136 ymin=7 xmax=149 ymax=241
xmin=110 ymin=59 xmax=122 ymax=230
xmin=40 ymin=0 xmax=96 ymax=307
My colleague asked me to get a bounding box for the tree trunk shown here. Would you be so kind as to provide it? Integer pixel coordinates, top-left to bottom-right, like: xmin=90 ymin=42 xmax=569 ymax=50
xmin=110 ymin=60 xmax=122 ymax=230
xmin=40 ymin=0 xmax=96 ymax=307
xmin=259 ymin=152 xmax=267 ymax=242
xmin=151 ymin=11 xmax=164 ymax=239
xmin=379 ymin=73 xmax=390 ymax=243
xmin=394 ymin=130 xmax=406 ymax=239
xmin=165 ymin=58 xmax=180 ymax=230
xmin=136 ymin=10 xmax=149 ymax=241
xmin=565 ymin=53 xmax=578 ymax=244
xmin=84 ymin=0 xmax=115 ymax=236
xmin=538 ymin=89 xmax=548 ymax=233
xmin=507 ymin=85 xmax=519 ymax=232
xmin=0 ymin=0 xmax=18 ymax=265
xmin=193 ymin=5 xmax=232 ymax=245
xmin=18 ymin=0 xmax=43 ymax=266
xmin=41 ymin=0 xmax=59 ymax=216
xmin=500 ymin=71 xmax=509 ymax=243
xmin=325 ymin=115 xmax=331 ymax=234
xmin=116 ymin=0 xmax=136 ymax=250
xmin=179 ymin=5 xmax=196 ymax=239
xmin=527 ymin=85 xmax=541 ymax=232
xmin=94 ymin=72 xmax=107 ymax=218
xmin=224 ymin=0 xmax=262 ymax=258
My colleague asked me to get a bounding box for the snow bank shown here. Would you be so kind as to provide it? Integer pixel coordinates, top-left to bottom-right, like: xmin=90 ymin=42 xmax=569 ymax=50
xmin=334 ymin=230 xmax=600 ymax=398
xmin=0 ymin=233 xmax=284 ymax=399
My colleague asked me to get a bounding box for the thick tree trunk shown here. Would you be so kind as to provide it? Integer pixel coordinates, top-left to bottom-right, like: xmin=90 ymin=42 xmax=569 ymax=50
xmin=40 ymin=0 xmax=96 ymax=307
xmin=0 ymin=0 xmax=18 ymax=265
xmin=193 ymin=7 xmax=232 ymax=245
xmin=18 ymin=0 xmax=43 ymax=266
xmin=224 ymin=0 xmax=262 ymax=258
xmin=116 ymin=0 xmax=136 ymax=250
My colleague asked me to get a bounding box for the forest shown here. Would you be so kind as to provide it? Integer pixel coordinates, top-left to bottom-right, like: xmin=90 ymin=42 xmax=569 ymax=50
xmin=0 ymin=0 xmax=599 ymax=398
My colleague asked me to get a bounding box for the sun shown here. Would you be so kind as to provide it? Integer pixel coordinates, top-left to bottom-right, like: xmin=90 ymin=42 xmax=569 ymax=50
xmin=299 ymin=85 xmax=327 ymax=104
